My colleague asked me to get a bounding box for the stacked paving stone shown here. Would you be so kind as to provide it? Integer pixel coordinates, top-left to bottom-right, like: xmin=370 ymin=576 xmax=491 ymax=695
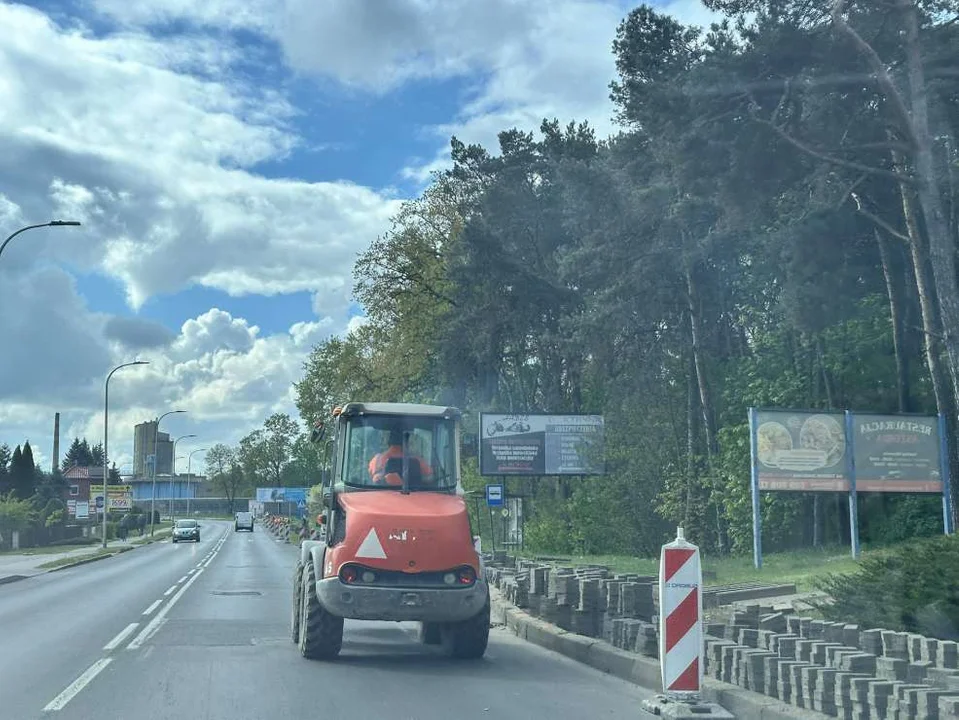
xmin=702 ymin=603 xmax=959 ymax=719
xmin=486 ymin=555 xmax=959 ymax=718
xmin=484 ymin=555 xmax=660 ymax=654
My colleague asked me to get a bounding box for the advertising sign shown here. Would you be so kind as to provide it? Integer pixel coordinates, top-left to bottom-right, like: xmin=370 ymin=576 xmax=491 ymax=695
xmin=852 ymin=414 xmax=943 ymax=492
xmin=753 ymin=410 xmax=849 ymax=491
xmin=255 ymin=487 xmax=309 ymax=504
xmin=90 ymin=485 xmax=134 ymax=512
xmin=75 ymin=501 xmax=90 ymax=519
xmin=479 ymin=414 xmax=605 ymax=476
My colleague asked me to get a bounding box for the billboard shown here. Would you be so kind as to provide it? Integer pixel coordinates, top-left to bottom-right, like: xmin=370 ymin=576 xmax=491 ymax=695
xmin=479 ymin=413 xmax=604 ymax=476
xmin=90 ymin=485 xmax=134 ymax=511
xmin=753 ymin=410 xmax=849 ymax=491
xmin=255 ymin=487 xmax=309 ymax=504
xmin=852 ymin=414 xmax=942 ymax=492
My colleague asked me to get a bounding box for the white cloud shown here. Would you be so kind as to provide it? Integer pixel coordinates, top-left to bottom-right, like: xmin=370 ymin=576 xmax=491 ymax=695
xmin=0 ymin=2 xmax=397 ymax=474
xmin=0 ymin=2 xmax=402 ymax=311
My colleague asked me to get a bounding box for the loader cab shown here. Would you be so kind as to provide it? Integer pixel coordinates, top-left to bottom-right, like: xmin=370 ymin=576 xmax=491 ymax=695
xmin=318 ymin=403 xmax=462 ymax=545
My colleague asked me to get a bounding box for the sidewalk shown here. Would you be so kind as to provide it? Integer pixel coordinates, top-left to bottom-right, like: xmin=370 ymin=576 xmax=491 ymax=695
xmin=0 ymin=535 xmax=157 ymax=584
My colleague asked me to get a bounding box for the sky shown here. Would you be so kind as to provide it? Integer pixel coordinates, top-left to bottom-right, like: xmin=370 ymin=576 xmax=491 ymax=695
xmin=0 ymin=0 xmax=721 ymax=476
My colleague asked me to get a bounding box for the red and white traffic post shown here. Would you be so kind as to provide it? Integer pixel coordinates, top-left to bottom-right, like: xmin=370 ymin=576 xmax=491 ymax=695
xmin=658 ymin=527 xmax=704 ymax=698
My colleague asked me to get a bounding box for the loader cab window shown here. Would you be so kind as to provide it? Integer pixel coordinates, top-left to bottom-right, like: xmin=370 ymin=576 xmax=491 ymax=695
xmin=342 ymin=414 xmax=456 ymax=490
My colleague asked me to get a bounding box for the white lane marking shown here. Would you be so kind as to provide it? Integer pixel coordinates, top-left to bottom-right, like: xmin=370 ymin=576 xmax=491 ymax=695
xmin=177 ymin=575 xmax=188 ymax=584
xmin=163 ymin=584 xmax=178 ymax=596
xmin=43 ymin=658 xmax=112 ymax=712
xmin=128 ymin=569 xmax=204 ymax=650
xmin=142 ymin=599 xmax=162 ymax=616
xmin=128 ymin=530 xmax=230 ymax=650
xmin=103 ymin=623 xmax=139 ymax=651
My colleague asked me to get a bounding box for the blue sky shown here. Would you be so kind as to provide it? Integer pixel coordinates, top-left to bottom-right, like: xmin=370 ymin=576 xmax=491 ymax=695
xmin=0 ymin=0 xmax=719 ymax=470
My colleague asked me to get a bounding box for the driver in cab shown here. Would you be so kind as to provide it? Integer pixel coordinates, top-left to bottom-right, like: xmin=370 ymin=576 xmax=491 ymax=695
xmin=369 ymin=428 xmax=432 ymax=487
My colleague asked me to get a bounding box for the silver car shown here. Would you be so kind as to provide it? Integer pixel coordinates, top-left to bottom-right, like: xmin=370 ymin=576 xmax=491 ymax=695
xmin=172 ymin=518 xmax=200 ymax=543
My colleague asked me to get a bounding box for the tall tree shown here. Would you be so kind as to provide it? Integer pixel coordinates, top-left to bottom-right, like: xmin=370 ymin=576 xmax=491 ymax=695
xmin=62 ymin=438 xmax=95 ymax=469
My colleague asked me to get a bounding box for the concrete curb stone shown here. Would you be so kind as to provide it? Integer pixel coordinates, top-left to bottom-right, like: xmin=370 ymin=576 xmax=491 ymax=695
xmin=492 ymin=589 xmax=830 ymax=720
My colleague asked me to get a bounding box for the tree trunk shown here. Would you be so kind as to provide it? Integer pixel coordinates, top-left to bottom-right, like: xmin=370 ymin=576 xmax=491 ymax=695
xmin=875 ymin=229 xmax=911 ymax=412
xmin=896 ymin=159 xmax=949 ymax=416
xmin=899 ymin=0 xmax=959 ymax=420
xmin=685 ymin=352 xmax=698 ymax=533
xmin=685 ymin=264 xmax=718 ymax=458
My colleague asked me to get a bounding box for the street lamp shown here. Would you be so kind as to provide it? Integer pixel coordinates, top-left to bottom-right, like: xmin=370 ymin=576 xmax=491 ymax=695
xmin=170 ymin=434 xmax=196 ymax=520
xmin=150 ymin=410 xmax=186 ymax=535
xmin=0 ymin=221 xmax=82 ymax=263
xmin=103 ymin=360 xmax=149 ymax=548
xmin=186 ymin=448 xmax=207 ymax=516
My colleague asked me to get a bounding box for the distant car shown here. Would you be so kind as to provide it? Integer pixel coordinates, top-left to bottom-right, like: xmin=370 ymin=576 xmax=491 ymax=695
xmin=172 ymin=518 xmax=200 ymax=543
xmin=235 ymin=511 xmax=254 ymax=532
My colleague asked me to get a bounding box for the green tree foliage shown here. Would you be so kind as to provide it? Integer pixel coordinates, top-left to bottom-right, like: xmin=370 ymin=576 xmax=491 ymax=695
xmin=291 ymin=1 xmax=959 ymax=557
xmin=205 ymin=444 xmax=249 ymax=513
xmin=237 ymin=413 xmax=300 ymax=488
xmin=8 ymin=443 xmax=37 ymax=501
xmin=62 ymin=437 xmax=95 ymax=469
xmin=0 ymin=491 xmax=36 ymax=545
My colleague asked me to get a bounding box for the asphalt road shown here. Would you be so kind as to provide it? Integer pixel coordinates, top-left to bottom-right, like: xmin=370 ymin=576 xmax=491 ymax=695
xmin=0 ymin=520 xmax=657 ymax=720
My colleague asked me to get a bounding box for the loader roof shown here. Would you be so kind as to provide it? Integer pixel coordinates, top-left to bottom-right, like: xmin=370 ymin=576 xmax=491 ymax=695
xmin=338 ymin=402 xmax=461 ymax=419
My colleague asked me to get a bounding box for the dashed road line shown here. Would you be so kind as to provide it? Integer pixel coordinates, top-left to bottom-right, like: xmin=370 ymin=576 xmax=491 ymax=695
xmin=43 ymin=658 xmax=112 ymax=712
xmin=163 ymin=584 xmax=178 ymax=596
xmin=103 ymin=623 xmax=139 ymax=651
xmin=127 ymin=529 xmax=229 ymax=651
xmin=42 ymin=527 xmax=232 ymax=713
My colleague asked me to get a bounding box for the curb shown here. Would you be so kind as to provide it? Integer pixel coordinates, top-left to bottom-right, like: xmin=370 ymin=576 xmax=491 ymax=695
xmin=490 ymin=590 xmax=829 ymax=720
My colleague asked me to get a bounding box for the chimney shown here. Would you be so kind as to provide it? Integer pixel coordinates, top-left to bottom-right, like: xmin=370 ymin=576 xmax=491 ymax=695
xmin=52 ymin=412 xmax=60 ymax=474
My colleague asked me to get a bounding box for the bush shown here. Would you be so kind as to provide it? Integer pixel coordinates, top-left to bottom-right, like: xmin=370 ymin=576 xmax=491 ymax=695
xmin=813 ymin=535 xmax=959 ymax=639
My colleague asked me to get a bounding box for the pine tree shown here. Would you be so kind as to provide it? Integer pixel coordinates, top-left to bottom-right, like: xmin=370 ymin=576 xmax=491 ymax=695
xmin=91 ymin=442 xmax=105 ymax=467
xmin=9 ymin=444 xmax=37 ymax=500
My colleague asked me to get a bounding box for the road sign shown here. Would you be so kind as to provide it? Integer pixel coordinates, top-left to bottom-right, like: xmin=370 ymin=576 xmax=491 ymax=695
xmin=659 ymin=527 xmax=703 ymax=698
xmin=486 ymin=483 xmax=504 ymax=507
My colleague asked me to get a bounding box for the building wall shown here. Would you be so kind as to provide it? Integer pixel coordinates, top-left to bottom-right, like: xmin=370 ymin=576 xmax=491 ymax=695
xmin=133 ymin=422 xmax=173 ymax=477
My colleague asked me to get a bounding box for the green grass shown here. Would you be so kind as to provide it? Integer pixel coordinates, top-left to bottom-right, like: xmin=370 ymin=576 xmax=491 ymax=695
xmin=37 ymin=548 xmax=116 ymax=569
xmin=524 ymin=544 xmax=884 ymax=592
xmin=130 ymin=528 xmax=172 ymax=545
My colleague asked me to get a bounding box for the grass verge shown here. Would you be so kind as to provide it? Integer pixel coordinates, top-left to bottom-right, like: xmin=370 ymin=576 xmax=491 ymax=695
xmin=0 ymin=540 xmax=99 ymax=556
xmin=524 ymin=544 xmax=883 ymax=592
xmin=38 ymin=548 xmax=117 ymax=569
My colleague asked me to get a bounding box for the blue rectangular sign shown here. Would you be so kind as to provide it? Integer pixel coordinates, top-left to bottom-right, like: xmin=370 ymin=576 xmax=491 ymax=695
xmin=486 ymin=483 xmax=504 ymax=507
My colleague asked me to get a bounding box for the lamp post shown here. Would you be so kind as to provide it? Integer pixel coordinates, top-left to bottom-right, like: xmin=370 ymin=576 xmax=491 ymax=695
xmin=103 ymin=360 xmax=149 ymax=548
xmin=0 ymin=220 xmax=82 ymax=264
xmin=170 ymin=435 xmax=196 ymax=520
xmin=150 ymin=410 xmax=186 ymax=535
xmin=186 ymin=448 xmax=207 ymax=517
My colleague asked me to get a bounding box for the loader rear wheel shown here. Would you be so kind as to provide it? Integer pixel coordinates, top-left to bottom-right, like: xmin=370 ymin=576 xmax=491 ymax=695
xmin=298 ymin=562 xmax=343 ymax=660
xmin=291 ymin=563 xmax=302 ymax=644
xmin=444 ymin=595 xmax=490 ymax=659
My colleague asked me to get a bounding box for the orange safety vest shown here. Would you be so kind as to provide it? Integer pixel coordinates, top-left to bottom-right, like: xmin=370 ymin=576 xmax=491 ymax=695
xmin=368 ymin=445 xmax=432 ymax=486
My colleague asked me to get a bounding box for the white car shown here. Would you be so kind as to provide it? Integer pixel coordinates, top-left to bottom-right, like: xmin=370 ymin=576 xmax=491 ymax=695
xmin=235 ymin=511 xmax=254 ymax=532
